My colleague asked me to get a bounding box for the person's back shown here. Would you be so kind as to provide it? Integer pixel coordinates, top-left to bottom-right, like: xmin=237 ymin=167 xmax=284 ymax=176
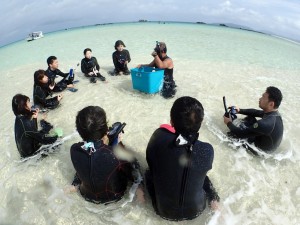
xmin=146 ymin=127 xmax=214 ymax=220
xmin=146 ymin=96 xmax=219 ymax=221
xmin=71 ymin=140 xmax=133 ymax=203
xmin=70 ymin=106 xmax=137 ymax=204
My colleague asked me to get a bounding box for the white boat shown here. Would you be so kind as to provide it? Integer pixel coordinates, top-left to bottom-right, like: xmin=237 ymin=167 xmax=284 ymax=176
xmin=26 ymin=31 xmax=44 ymax=42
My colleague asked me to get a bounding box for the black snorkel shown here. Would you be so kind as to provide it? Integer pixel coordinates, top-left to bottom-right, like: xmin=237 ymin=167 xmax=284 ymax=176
xmin=223 ymin=96 xmax=237 ymax=121
xmin=154 ymin=41 xmax=162 ymax=59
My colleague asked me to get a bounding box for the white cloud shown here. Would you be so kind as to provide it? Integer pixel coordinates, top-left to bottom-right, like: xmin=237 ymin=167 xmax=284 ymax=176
xmin=0 ymin=0 xmax=300 ymax=46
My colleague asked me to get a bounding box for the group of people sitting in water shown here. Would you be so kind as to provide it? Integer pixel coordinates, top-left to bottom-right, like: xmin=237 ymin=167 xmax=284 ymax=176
xmin=12 ymin=39 xmax=284 ymax=221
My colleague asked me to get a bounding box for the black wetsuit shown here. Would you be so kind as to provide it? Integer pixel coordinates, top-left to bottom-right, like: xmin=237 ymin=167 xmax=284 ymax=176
xmin=81 ymin=57 xmax=100 ymax=76
xmin=155 ymin=56 xmax=176 ymax=99
xmin=146 ymin=128 xmax=219 ymax=221
xmin=33 ymin=74 xmax=59 ymax=109
xmin=227 ymin=109 xmax=283 ymax=152
xmin=45 ymin=67 xmax=72 ymax=92
xmin=14 ymin=116 xmax=58 ymax=158
xmin=112 ymin=49 xmax=131 ymax=73
xmin=70 ymin=141 xmax=135 ymax=203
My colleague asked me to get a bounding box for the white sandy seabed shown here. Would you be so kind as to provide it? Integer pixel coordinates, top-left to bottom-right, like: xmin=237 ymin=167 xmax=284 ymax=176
xmin=0 ymin=23 xmax=300 ymax=225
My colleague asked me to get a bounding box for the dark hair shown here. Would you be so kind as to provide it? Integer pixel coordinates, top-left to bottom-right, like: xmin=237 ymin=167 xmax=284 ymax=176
xmin=114 ymin=40 xmax=126 ymax=50
xmin=47 ymin=56 xmax=57 ymax=66
xmin=171 ymin=96 xmax=204 ymax=136
xmin=83 ymin=48 xmax=92 ymax=55
xmin=12 ymin=94 xmax=31 ymax=117
xmin=34 ymin=69 xmax=46 ymax=85
xmin=266 ymin=86 xmax=282 ymax=109
xmin=76 ymin=106 xmax=108 ymax=142
xmin=158 ymin=42 xmax=167 ymax=53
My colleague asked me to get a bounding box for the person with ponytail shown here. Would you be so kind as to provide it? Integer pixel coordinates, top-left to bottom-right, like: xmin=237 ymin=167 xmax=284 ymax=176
xmin=145 ymin=96 xmax=220 ymax=221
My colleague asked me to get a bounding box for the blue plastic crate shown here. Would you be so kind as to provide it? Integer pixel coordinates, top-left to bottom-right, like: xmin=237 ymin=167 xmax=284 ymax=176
xmin=130 ymin=67 xmax=164 ymax=94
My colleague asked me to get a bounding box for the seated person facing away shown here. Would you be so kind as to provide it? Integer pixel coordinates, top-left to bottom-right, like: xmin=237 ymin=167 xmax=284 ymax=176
xmin=33 ymin=69 xmax=62 ymax=109
xmin=223 ymin=86 xmax=283 ymax=152
xmin=70 ymin=106 xmax=142 ymax=204
xmin=81 ymin=48 xmax=106 ymax=83
xmin=137 ymin=41 xmax=176 ymax=99
xmin=12 ymin=94 xmax=58 ymax=158
xmin=112 ymin=40 xmax=131 ymax=75
xmin=145 ymin=96 xmax=220 ymax=221
xmin=45 ymin=56 xmax=75 ymax=92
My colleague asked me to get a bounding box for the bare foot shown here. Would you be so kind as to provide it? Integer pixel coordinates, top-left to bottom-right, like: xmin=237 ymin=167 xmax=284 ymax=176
xmin=67 ymin=84 xmax=74 ymax=88
xmin=210 ymin=200 xmax=220 ymax=211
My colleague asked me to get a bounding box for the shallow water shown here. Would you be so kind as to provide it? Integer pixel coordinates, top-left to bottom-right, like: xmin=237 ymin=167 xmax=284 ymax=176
xmin=0 ymin=23 xmax=300 ymax=225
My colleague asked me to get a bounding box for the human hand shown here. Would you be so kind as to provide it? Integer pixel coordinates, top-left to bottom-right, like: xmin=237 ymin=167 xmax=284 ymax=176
xmin=136 ymin=187 xmax=145 ymax=204
xmin=223 ymin=115 xmax=232 ymax=125
xmin=57 ymin=94 xmax=63 ymax=101
xmin=88 ymin=71 xmax=94 ymax=76
xmin=151 ymin=51 xmax=158 ymax=57
xmin=229 ymin=105 xmax=240 ymax=113
xmin=32 ymin=108 xmax=39 ymax=118
xmin=136 ymin=64 xmax=142 ymax=68
xmin=102 ymin=135 xmax=109 ymax=145
xmin=49 ymin=83 xmax=55 ymax=90
xmin=124 ymin=61 xmax=128 ymax=65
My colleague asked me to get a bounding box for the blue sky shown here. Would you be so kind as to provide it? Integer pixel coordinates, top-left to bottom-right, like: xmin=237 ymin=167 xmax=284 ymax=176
xmin=1 ymin=0 xmax=299 ymax=47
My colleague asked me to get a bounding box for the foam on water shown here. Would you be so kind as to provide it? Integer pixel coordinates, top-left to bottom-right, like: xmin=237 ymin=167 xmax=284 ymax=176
xmin=0 ymin=22 xmax=300 ymax=225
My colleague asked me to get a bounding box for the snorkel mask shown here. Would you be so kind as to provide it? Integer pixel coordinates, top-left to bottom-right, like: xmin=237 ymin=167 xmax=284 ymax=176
xmin=154 ymin=41 xmax=161 ymax=54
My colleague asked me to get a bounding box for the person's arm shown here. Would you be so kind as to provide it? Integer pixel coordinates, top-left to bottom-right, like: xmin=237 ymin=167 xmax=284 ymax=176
xmin=153 ymin=55 xmax=172 ymax=69
xmin=56 ymin=69 xmax=69 ymax=78
xmin=239 ymin=108 xmax=264 ymax=118
xmin=126 ymin=50 xmax=131 ymax=63
xmin=112 ymin=52 xmax=118 ymax=68
xmin=93 ymin=57 xmax=100 ymax=71
xmin=225 ymin=116 xmax=271 ymax=139
xmin=24 ymin=118 xmax=58 ymax=145
xmin=81 ymin=59 xmax=88 ymax=74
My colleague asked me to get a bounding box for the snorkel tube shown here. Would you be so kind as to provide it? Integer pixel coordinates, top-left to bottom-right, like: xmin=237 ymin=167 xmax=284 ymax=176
xmin=223 ymin=96 xmax=237 ymax=121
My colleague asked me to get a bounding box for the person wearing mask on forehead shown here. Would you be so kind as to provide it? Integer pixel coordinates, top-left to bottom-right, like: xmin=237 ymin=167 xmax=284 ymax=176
xmin=46 ymin=56 xmax=76 ymax=92
xmin=137 ymin=41 xmax=176 ymax=99
xmin=33 ymin=69 xmax=62 ymax=110
xmin=12 ymin=94 xmax=58 ymax=158
xmin=81 ymin=48 xmax=106 ymax=83
xmin=112 ymin=40 xmax=131 ymax=75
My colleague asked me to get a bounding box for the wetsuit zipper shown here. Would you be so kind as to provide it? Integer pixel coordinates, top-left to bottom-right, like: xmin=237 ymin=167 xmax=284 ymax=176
xmin=179 ymin=148 xmax=192 ymax=207
xmin=89 ymin=154 xmax=96 ymax=194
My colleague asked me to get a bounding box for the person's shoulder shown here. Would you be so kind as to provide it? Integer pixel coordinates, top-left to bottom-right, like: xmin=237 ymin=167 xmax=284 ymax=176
xmin=194 ymin=140 xmax=214 ymax=153
xmin=71 ymin=142 xmax=84 ymax=150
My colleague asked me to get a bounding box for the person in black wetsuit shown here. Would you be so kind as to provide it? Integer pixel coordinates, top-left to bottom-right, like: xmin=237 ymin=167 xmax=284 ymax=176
xmin=81 ymin=48 xmax=106 ymax=83
xmin=33 ymin=69 xmax=62 ymax=109
xmin=137 ymin=41 xmax=176 ymax=99
xmin=45 ymin=56 xmax=75 ymax=92
xmin=12 ymin=94 xmax=58 ymax=158
xmin=145 ymin=96 xmax=220 ymax=221
xmin=112 ymin=40 xmax=131 ymax=75
xmin=223 ymin=86 xmax=283 ymax=152
xmin=70 ymin=106 xmax=143 ymax=204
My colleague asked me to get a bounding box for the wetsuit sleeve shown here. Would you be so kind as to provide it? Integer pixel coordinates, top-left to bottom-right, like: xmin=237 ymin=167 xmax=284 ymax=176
xmin=24 ymin=119 xmax=58 ymax=145
xmin=126 ymin=50 xmax=131 ymax=63
xmin=81 ymin=59 xmax=88 ymax=74
xmin=112 ymin=52 xmax=118 ymax=68
xmin=56 ymin=69 xmax=69 ymax=78
xmin=239 ymin=109 xmax=264 ymax=118
xmin=227 ymin=116 xmax=274 ymax=139
xmin=93 ymin=57 xmax=100 ymax=71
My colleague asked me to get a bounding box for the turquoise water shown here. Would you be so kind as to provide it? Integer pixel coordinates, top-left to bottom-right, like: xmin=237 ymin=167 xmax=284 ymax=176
xmin=0 ymin=23 xmax=300 ymax=225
